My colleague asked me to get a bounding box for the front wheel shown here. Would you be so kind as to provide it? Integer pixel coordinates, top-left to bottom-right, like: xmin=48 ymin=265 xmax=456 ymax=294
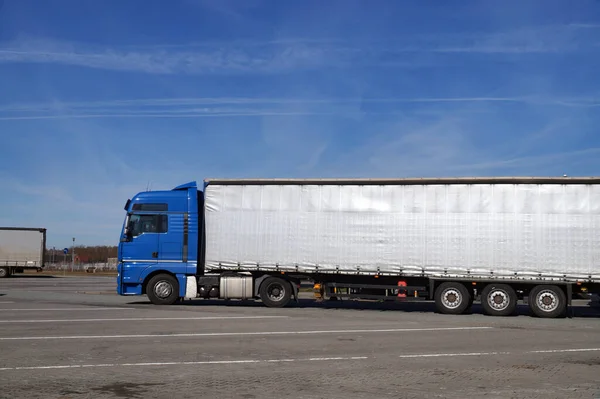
xmin=529 ymin=285 xmax=566 ymax=318
xmin=434 ymin=282 xmax=472 ymax=315
xmin=259 ymin=277 xmax=292 ymax=308
xmin=0 ymin=267 xmax=9 ymax=278
xmin=146 ymin=274 xmax=180 ymax=305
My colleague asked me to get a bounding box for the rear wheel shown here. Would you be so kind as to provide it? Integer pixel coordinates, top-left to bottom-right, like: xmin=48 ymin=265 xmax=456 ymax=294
xmin=434 ymin=282 xmax=471 ymax=315
xmin=0 ymin=267 xmax=9 ymax=278
xmin=481 ymin=284 xmax=517 ymax=316
xmin=259 ymin=277 xmax=292 ymax=308
xmin=529 ymin=285 xmax=566 ymax=318
xmin=146 ymin=274 xmax=180 ymax=305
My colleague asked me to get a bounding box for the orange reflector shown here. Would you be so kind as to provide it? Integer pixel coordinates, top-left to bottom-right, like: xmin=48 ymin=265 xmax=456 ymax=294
xmin=397 ymin=281 xmax=407 ymax=298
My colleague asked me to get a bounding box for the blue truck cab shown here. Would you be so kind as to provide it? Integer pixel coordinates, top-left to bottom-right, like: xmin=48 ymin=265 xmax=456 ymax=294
xmin=117 ymin=181 xmax=202 ymax=303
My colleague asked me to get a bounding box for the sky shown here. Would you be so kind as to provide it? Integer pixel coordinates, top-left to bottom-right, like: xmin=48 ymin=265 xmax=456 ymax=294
xmin=0 ymin=0 xmax=599 ymax=248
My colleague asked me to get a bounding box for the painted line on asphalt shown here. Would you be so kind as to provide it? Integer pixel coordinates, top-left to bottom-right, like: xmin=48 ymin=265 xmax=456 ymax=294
xmin=0 ymin=326 xmax=492 ymax=341
xmin=0 ymin=356 xmax=370 ymax=371
xmin=399 ymin=351 xmax=510 ymax=358
xmin=398 ymin=348 xmax=600 ymax=359
xmin=2 ymin=347 xmax=600 ymax=372
xmin=0 ymin=316 xmax=289 ymax=323
xmin=0 ymin=301 xmax=15 ymax=304
xmin=529 ymin=348 xmax=600 ymax=354
xmin=0 ymin=307 xmax=135 ymax=312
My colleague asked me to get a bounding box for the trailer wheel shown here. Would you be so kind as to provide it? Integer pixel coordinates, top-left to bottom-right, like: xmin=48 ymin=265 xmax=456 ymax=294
xmin=146 ymin=274 xmax=180 ymax=305
xmin=481 ymin=284 xmax=517 ymax=316
xmin=529 ymin=285 xmax=566 ymax=318
xmin=0 ymin=267 xmax=9 ymax=278
xmin=259 ymin=277 xmax=292 ymax=308
xmin=434 ymin=282 xmax=471 ymax=315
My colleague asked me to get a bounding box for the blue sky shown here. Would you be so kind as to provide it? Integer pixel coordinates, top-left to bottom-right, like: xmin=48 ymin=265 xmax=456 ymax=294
xmin=0 ymin=0 xmax=599 ymax=248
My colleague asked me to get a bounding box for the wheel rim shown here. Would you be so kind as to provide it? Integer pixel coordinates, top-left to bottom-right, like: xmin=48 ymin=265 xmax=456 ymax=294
xmin=0 ymin=269 xmax=6 ymax=277
xmin=487 ymin=289 xmax=510 ymax=311
xmin=267 ymin=282 xmax=285 ymax=302
xmin=442 ymin=288 xmax=462 ymax=309
xmin=154 ymin=281 xmax=173 ymax=299
xmin=536 ymin=290 xmax=559 ymax=312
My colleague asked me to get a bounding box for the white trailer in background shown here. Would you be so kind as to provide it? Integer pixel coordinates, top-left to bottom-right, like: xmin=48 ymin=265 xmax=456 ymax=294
xmin=0 ymin=227 xmax=46 ymax=277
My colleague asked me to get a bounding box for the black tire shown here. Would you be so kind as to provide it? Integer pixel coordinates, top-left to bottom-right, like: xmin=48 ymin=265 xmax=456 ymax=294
xmin=529 ymin=285 xmax=566 ymax=318
xmin=259 ymin=277 xmax=292 ymax=308
xmin=0 ymin=267 xmax=9 ymax=278
xmin=146 ymin=274 xmax=180 ymax=305
xmin=481 ymin=284 xmax=518 ymax=316
xmin=434 ymin=282 xmax=472 ymax=315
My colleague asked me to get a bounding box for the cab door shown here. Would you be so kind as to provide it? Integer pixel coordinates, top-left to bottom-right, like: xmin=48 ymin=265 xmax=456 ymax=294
xmin=120 ymin=213 xmax=163 ymax=262
xmin=158 ymin=212 xmax=184 ymax=262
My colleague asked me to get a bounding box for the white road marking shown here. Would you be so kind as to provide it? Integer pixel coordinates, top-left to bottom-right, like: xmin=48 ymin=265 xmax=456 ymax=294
xmin=0 ymin=301 xmax=15 ymax=304
xmin=0 ymin=316 xmax=289 ymax=323
xmin=398 ymin=348 xmax=600 ymax=359
xmin=399 ymin=351 xmax=509 ymax=358
xmin=529 ymin=348 xmax=600 ymax=354
xmin=0 ymin=307 xmax=135 ymax=312
xmin=0 ymin=356 xmax=370 ymax=371
xmin=1 ymin=347 xmax=599 ymax=372
xmin=0 ymin=326 xmax=492 ymax=341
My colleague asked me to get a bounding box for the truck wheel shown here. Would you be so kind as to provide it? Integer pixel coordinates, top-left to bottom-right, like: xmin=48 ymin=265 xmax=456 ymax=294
xmin=146 ymin=274 xmax=180 ymax=305
xmin=434 ymin=282 xmax=471 ymax=315
xmin=259 ymin=277 xmax=292 ymax=308
xmin=529 ymin=285 xmax=566 ymax=318
xmin=0 ymin=267 xmax=9 ymax=278
xmin=481 ymin=284 xmax=517 ymax=316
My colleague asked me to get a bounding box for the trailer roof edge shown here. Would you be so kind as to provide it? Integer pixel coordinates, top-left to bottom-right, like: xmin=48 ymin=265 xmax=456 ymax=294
xmin=203 ymin=176 xmax=600 ymax=185
xmin=0 ymin=227 xmax=46 ymax=232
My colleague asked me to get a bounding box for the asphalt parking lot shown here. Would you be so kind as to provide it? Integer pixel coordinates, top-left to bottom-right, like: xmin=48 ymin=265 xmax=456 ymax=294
xmin=1 ymin=276 xmax=599 ymax=399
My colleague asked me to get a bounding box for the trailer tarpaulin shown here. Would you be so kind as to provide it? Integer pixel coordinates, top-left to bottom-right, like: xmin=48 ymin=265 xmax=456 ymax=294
xmin=203 ymin=183 xmax=600 ymax=281
xmin=0 ymin=229 xmax=45 ymax=266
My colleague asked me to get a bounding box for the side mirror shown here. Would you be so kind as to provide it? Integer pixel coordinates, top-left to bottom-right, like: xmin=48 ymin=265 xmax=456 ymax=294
xmin=121 ymin=226 xmax=133 ymax=242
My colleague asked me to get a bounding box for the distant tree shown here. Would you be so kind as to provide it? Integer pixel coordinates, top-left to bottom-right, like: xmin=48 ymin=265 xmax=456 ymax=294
xmin=46 ymin=246 xmax=118 ymax=264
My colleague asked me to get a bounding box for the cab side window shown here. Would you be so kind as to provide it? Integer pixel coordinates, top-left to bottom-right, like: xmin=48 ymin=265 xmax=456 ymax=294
xmin=129 ymin=214 xmax=168 ymax=237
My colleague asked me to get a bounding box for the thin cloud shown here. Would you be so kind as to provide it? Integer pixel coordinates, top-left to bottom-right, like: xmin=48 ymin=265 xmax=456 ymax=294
xmin=1 ymin=95 xmax=599 ymax=121
xmin=0 ymin=96 xmax=527 ymax=112
xmin=0 ymin=41 xmax=331 ymax=74
xmin=0 ymin=111 xmax=343 ymax=121
xmin=0 ymin=23 xmax=596 ymax=74
xmin=450 ymin=147 xmax=600 ymax=172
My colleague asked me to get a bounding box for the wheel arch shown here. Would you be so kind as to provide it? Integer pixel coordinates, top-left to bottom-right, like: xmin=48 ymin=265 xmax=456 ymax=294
xmin=431 ymin=279 xmax=474 ymax=297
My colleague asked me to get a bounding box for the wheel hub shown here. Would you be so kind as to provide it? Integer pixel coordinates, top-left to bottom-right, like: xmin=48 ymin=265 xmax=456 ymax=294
xmin=154 ymin=281 xmax=172 ymax=298
xmin=537 ymin=291 xmax=558 ymax=312
xmin=488 ymin=290 xmax=509 ymax=310
xmin=442 ymin=289 xmax=461 ymax=308
xmin=268 ymin=284 xmax=284 ymax=301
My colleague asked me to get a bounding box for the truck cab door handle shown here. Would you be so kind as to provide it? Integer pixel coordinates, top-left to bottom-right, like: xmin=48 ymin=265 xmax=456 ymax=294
xmin=152 ymin=252 xmax=158 ymax=258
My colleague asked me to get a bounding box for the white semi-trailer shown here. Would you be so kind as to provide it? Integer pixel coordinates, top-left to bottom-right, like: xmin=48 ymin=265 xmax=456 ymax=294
xmin=0 ymin=227 xmax=46 ymax=277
